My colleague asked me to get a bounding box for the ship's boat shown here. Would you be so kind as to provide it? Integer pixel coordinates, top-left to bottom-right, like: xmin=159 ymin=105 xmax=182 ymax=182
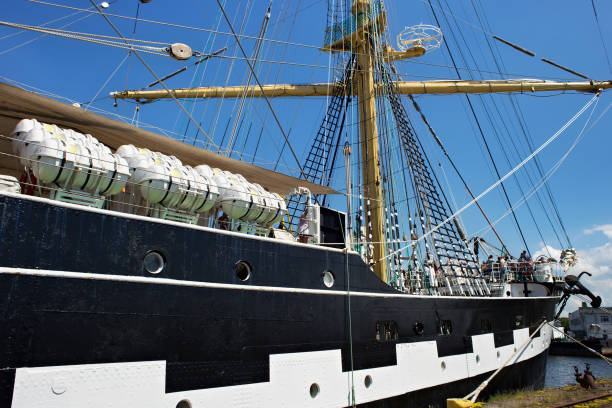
xmin=210 ymin=168 xmax=287 ymax=224
xmin=11 ymin=118 xmax=130 ymax=196
xmin=116 ymin=144 xmax=221 ymax=213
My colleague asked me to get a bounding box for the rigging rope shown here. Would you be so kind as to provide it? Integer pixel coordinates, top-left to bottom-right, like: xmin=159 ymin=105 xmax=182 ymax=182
xmin=471 ymin=0 xmax=572 ymax=250
xmin=271 ymin=0 xmax=325 ymax=172
xmin=430 ymin=0 xmax=532 ymax=256
xmin=225 ymin=3 xmax=271 ymax=156
xmin=215 ymin=0 xmax=308 ymax=180
xmin=84 ymin=52 xmax=130 ymax=109
xmin=124 ymin=1 xmax=141 ymax=90
xmin=179 ymin=5 xmax=226 ymax=143
xmin=374 ymin=93 xmax=599 ymax=266
xmin=0 ymin=13 xmax=93 ymax=57
xmin=404 ymin=90 xmax=508 ymax=252
xmin=26 ymin=0 xmax=332 ymax=55
xmin=192 ymin=0 xmax=246 ymax=150
xmin=0 ymin=8 xmax=84 ymax=41
xmin=0 ymin=20 xmax=172 ymax=57
xmin=86 ymin=0 xmax=220 ymax=151
xmin=471 ymin=97 xmax=609 ymax=240
xmin=589 ymin=0 xmax=612 ymax=75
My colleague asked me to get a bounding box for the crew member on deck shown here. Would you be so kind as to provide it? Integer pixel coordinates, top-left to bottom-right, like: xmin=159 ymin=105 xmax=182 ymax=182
xmin=483 ymin=255 xmax=493 ymax=275
xmin=297 ymin=208 xmax=310 ymax=243
xmin=218 ymin=212 xmax=230 ymax=230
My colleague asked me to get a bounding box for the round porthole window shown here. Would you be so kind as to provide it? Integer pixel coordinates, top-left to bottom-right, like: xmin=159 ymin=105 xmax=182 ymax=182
xmin=475 ymin=354 xmax=480 ymax=364
xmin=497 ymin=351 xmax=501 ymax=359
xmin=234 ymin=260 xmax=252 ymax=281
xmin=309 ymin=383 xmax=320 ymax=398
xmin=176 ymin=400 xmax=191 ymax=408
xmin=364 ymin=375 xmax=373 ymax=388
xmin=322 ymin=271 xmax=335 ymax=288
xmin=143 ymin=251 xmax=165 ymax=274
xmin=440 ymin=361 xmax=446 ymax=370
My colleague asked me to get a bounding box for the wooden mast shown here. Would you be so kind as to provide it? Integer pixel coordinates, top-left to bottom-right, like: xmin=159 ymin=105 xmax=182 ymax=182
xmin=355 ymin=23 xmax=387 ymax=282
xmin=317 ymin=0 xmax=390 ymax=281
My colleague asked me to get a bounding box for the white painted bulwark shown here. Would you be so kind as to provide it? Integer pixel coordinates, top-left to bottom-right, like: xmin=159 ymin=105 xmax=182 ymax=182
xmin=10 ymin=325 xmax=552 ymax=407
xmin=11 ymin=361 xmax=166 ymax=408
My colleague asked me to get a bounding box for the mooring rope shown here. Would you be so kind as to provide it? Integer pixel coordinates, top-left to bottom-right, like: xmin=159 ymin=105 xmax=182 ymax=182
xmin=547 ymin=322 xmax=612 ymax=366
xmin=464 ymin=319 xmax=548 ymax=403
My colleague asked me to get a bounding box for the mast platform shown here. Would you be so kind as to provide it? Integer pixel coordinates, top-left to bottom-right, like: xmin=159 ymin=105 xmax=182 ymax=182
xmin=321 ymin=0 xmax=385 ymax=52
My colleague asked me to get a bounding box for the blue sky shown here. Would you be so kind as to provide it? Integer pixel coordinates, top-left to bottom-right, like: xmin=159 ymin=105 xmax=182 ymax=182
xmin=2 ymin=0 xmax=611 ymax=308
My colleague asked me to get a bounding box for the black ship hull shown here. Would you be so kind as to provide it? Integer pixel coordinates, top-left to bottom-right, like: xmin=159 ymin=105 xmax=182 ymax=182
xmin=0 ymin=193 xmax=558 ymax=407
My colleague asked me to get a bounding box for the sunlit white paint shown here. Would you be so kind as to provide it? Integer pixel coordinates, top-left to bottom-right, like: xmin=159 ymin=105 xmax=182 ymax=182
xmin=10 ymin=325 xmax=552 ymax=407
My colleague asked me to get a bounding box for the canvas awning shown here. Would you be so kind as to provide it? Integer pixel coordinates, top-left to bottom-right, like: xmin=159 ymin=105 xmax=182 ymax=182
xmin=0 ymin=81 xmax=337 ymax=195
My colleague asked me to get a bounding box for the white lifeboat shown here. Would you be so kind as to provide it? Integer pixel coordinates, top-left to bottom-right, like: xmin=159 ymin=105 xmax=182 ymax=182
xmin=267 ymin=191 xmax=287 ymax=225
xmin=116 ymin=145 xmax=219 ymax=213
xmin=211 ymin=169 xmax=286 ymax=224
xmin=193 ymin=164 xmax=219 ymax=213
xmin=11 ymin=119 xmax=129 ymax=196
xmin=250 ymin=184 xmax=287 ymax=225
xmin=116 ymin=145 xmax=170 ymax=204
xmin=212 ymin=168 xmax=252 ymax=220
xmin=96 ymin=144 xmax=130 ymax=196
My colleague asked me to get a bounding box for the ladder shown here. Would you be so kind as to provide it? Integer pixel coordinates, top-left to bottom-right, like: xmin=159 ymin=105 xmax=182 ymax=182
xmin=382 ymin=66 xmax=488 ymax=296
xmin=285 ymin=56 xmax=355 ymax=230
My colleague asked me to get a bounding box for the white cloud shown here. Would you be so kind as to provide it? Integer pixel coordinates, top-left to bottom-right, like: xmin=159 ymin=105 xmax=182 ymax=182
xmin=534 ymin=242 xmax=612 ymax=315
xmin=584 ymin=224 xmax=612 ymax=239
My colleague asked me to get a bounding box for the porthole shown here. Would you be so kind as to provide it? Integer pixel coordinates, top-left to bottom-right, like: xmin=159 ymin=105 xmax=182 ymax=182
xmin=322 ymin=270 xmax=335 ymax=288
xmin=234 ymin=260 xmax=252 ymax=281
xmin=440 ymin=361 xmax=446 ymax=370
xmin=475 ymin=354 xmax=480 ymax=364
xmin=143 ymin=251 xmax=165 ymax=274
xmin=364 ymin=375 xmax=373 ymax=388
xmin=176 ymin=400 xmax=191 ymax=408
xmin=497 ymin=351 xmax=501 ymax=359
xmin=309 ymin=383 xmax=320 ymax=398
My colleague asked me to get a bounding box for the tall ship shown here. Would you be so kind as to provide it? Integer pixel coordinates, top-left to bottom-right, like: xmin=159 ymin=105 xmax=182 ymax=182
xmin=0 ymin=0 xmax=608 ymax=407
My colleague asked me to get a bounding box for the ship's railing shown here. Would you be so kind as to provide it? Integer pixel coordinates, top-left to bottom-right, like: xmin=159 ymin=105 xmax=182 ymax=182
xmin=397 ymin=262 xmax=490 ymax=297
xmin=481 ymin=260 xmax=566 ymax=284
xmin=323 ymin=0 xmax=384 ymax=47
